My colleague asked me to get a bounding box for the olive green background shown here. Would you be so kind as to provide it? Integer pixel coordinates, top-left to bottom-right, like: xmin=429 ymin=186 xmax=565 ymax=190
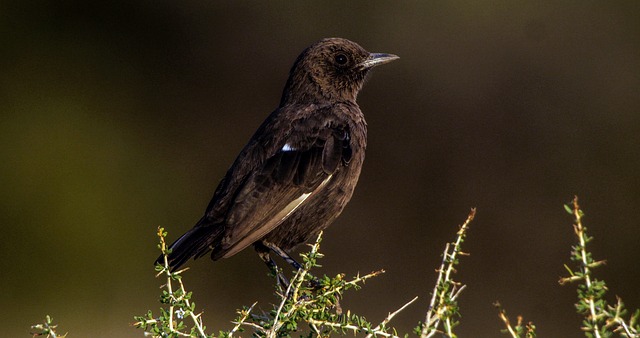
xmin=2 ymin=1 xmax=639 ymax=337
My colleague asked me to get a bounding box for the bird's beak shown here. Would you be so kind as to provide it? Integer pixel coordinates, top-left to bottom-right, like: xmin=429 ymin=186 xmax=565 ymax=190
xmin=360 ymin=53 xmax=400 ymax=69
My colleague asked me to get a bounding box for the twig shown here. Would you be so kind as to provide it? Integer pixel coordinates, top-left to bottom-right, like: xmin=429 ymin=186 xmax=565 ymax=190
xmin=229 ymin=302 xmax=257 ymax=337
xmin=306 ymin=319 xmax=400 ymax=338
xmin=494 ymin=301 xmax=520 ymax=338
xmin=365 ymin=296 xmax=419 ymax=338
xmin=421 ymin=208 xmax=476 ymax=338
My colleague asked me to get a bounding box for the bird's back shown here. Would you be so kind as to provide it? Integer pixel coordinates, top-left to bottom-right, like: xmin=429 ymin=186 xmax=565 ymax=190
xmin=259 ymin=101 xmax=367 ymax=252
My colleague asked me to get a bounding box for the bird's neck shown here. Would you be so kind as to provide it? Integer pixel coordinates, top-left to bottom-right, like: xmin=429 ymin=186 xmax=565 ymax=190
xmin=279 ymin=80 xmax=358 ymax=107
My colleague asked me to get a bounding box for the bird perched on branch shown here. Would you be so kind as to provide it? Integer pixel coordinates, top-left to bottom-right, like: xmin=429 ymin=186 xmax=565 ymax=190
xmin=157 ymin=38 xmax=398 ymax=281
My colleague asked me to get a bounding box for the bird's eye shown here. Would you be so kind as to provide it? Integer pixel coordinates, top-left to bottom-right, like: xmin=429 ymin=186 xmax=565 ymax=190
xmin=335 ymin=53 xmax=348 ymax=65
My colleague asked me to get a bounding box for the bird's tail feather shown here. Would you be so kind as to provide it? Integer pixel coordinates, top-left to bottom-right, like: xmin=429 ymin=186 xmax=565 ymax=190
xmin=155 ymin=218 xmax=223 ymax=271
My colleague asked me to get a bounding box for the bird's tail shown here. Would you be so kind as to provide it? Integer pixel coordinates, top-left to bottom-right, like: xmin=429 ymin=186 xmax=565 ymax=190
xmin=155 ymin=217 xmax=224 ymax=271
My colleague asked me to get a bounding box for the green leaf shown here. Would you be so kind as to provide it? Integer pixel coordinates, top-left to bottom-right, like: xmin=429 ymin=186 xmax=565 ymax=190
xmin=564 ymin=203 xmax=573 ymax=214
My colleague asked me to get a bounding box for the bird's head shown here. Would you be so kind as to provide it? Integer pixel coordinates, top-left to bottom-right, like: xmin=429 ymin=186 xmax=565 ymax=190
xmin=280 ymin=38 xmax=399 ymax=105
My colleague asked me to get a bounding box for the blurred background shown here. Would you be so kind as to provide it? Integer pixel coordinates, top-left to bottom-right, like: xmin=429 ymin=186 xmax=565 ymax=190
xmin=2 ymin=1 xmax=639 ymax=337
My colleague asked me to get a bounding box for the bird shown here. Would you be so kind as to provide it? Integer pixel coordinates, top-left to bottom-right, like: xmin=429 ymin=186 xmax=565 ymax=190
xmin=157 ymin=38 xmax=398 ymax=280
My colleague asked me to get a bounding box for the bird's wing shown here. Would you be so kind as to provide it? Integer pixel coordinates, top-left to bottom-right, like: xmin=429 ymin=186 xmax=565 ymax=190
xmin=204 ymin=105 xmax=353 ymax=259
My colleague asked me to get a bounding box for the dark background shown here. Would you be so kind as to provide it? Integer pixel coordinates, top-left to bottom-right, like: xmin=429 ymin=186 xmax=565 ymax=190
xmin=2 ymin=1 xmax=639 ymax=337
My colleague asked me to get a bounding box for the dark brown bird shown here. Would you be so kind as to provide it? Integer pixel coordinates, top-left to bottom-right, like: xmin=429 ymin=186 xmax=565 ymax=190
xmin=158 ymin=38 xmax=398 ymax=277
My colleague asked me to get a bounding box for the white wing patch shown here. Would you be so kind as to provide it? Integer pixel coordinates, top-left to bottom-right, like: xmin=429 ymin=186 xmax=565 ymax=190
xmin=281 ymin=143 xmax=295 ymax=152
xmin=270 ymin=173 xmax=333 ymax=228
